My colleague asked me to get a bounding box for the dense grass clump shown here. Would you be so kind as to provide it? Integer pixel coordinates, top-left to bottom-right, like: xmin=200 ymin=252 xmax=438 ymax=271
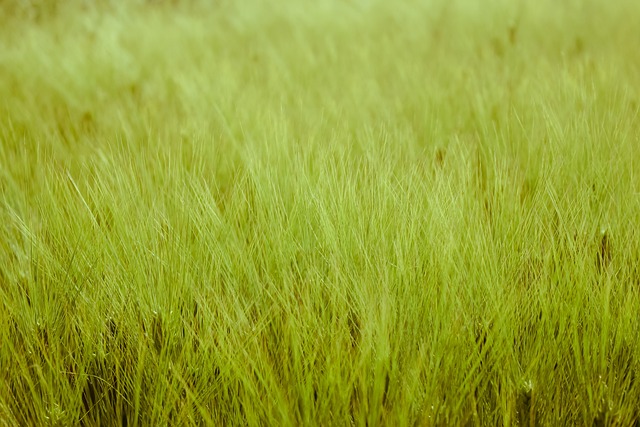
xmin=1 ymin=0 xmax=640 ymax=425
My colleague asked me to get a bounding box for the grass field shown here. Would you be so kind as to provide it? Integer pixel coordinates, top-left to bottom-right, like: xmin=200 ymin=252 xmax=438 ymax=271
xmin=1 ymin=0 xmax=640 ymax=425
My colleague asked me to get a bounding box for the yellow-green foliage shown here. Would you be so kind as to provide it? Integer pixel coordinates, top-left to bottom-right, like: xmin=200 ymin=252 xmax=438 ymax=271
xmin=1 ymin=0 xmax=640 ymax=425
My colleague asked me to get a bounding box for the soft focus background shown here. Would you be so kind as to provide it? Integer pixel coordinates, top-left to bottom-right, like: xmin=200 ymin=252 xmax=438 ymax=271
xmin=1 ymin=0 xmax=640 ymax=425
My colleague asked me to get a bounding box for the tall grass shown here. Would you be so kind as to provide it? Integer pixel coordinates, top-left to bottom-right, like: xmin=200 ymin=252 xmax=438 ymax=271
xmin=1 ymin=0 xmax=640 ymax=425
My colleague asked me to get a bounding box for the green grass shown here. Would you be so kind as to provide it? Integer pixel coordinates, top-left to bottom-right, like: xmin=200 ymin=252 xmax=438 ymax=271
xmin=1 ymin=0 xmax=640 ymax=425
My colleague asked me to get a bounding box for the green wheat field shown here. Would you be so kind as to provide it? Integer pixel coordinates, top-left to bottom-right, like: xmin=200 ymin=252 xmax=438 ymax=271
xmin=1 ymin=0 xmax=640 ymax=425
